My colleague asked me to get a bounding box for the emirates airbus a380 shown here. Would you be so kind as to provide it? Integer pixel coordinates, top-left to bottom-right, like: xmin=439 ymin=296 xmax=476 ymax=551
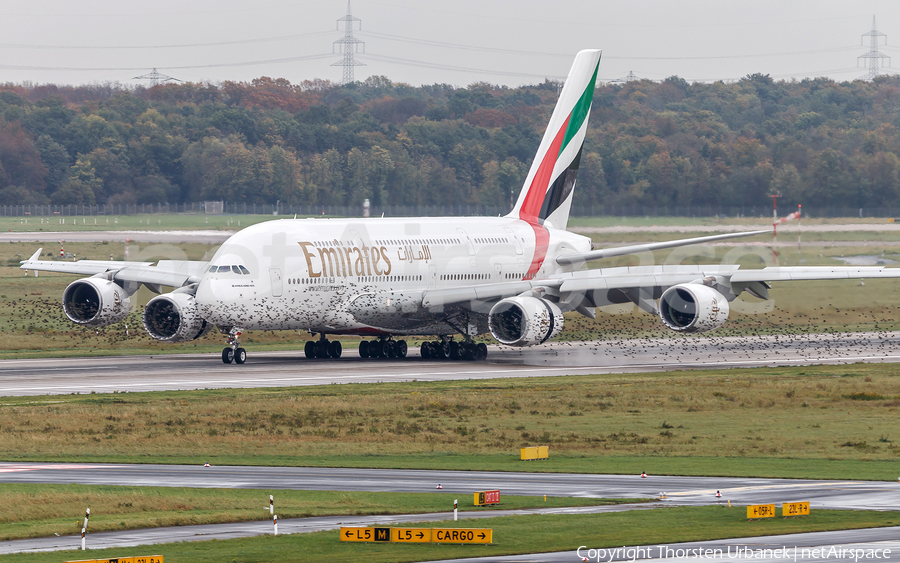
xmin=20 ymin=50 xmax=900 ymax=364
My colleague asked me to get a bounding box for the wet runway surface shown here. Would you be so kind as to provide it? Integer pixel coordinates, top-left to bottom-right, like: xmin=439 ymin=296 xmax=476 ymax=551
xmin=0 ymin=463 xmax=896 ymax=510
xmin=1 ymin=463 xmax=898 ymax=555
xmin=1 ymin=332 xmax=898 ymax=397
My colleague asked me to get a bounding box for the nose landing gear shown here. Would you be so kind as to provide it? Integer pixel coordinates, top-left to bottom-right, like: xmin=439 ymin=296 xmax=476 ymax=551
xmin=221 ymin=328 xmax=246 ymax=364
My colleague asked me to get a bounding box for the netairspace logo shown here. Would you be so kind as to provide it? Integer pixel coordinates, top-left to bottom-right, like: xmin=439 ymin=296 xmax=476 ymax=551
xmin=575 ymin=545 xmax=893 ymax=562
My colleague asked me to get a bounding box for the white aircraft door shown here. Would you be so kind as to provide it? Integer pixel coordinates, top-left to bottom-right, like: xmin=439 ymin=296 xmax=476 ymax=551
xmin=494 ymin=263 xmax=503 ymax=280
xmin=269 ymin=268 xmax=283 ymax=297
xmin=504 ymin=227 xmax=523 ymax=255
xmin=456 ymin=228 xmax=476 ymax=256
xmin=428 ymin=264 xmax=437 ymax=289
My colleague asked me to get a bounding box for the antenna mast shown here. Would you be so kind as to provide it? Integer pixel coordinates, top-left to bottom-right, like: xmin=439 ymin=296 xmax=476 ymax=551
xmin=858 ymin=16 xmax=890 ymax=81
xmin=332 ymin=1 xmax=365 ymax=84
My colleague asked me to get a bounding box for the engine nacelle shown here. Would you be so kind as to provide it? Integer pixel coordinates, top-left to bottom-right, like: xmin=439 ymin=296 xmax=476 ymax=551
xmin=142 ymin=292 xmax=212 ymax=343
xmin=62 ymin=278 xmax=132 ymax=327
xmin=488 ymin=296 xmax=564 ymax=347
xmin=658 ymin=283 xmax=729 ymax=333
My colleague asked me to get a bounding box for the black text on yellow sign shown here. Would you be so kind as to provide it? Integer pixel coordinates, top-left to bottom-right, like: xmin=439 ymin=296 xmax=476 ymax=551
xmin=341 ymin=527 xmax=492 ymax=544
xmin=746 ymin=504 xmax=776 ymax=519
xmin=783 ymin=501 xmax=810 ymax=517
xmin=433 ymin=528 xmax=492 ymax=544
xmin=65 ymin=556 xmax=163 ymax=563
xmin=392 ymin=528 xmax=432 ymax=543
xmin=340 ymin=527 xmax=391 ymax=542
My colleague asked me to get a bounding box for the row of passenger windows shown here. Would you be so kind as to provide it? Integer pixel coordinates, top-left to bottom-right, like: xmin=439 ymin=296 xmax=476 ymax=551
xmin=441 ymin=273 xmax=490 ymax=281
xmin=310 ymin=238 xmax=461 ymax=247
xmin=474 ymin=237 xmax=509 ymax=244
xmin=376 ymin=238 xmax=459 ymax=246
xmin=287 ymin=275 xmax=425 ymax=285
xmin=208 ymin=265 xmax=250 ymax=274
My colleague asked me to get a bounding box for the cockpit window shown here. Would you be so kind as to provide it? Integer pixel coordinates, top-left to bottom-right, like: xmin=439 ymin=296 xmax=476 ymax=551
xmin=209 ymin=264 xmax=251 ymax=274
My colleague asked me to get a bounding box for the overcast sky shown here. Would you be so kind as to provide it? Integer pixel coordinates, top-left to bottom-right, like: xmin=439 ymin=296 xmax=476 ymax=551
xmin=1 ymin=0 xmax=898 ymax=88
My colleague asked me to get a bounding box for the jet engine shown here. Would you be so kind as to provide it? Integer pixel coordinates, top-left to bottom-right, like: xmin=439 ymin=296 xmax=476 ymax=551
xmin=142 ymin=292 xmax=211 ymax=343
xmin=488 ymin=296 xmax=564 ymax=347
xmin=658 ymin=283 xmax=729 ymax=333
xmin=62 ymin=278 xmax=132 ymax=327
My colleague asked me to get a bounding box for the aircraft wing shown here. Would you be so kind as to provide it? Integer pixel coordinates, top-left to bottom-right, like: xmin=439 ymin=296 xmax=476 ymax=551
xmin=19 ymin=248 xmax=207 ymax=288
xmin=421 ymin=264 xmax=900 ymax=309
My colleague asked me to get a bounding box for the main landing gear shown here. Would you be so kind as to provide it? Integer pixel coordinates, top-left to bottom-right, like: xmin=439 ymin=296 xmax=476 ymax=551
xmin=420 ymin=337 xmax=487 ymax=361
xmin=359 ymin=337 xmax=408 ymax=359
xmin=304 ymin=335 xmax=343 ymax=359
xmin=222 ymin=328 xmax=247 ymax=364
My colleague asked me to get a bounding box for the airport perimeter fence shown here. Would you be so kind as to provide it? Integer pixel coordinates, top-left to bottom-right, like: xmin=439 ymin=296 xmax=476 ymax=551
xmin=1 ymin=202 xmax=898 ymax=219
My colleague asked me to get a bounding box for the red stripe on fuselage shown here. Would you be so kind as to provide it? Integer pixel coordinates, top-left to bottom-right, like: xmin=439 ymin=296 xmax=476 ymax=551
xmin=525 ymin=222 xmax=549 ymax=279
xmin=518 ymin=114 xmax=571 ymax=223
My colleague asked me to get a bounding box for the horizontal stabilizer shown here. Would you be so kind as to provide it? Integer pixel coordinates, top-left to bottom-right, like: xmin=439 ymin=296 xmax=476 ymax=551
xmin=556 ymin=229 xmax=769 ymax=266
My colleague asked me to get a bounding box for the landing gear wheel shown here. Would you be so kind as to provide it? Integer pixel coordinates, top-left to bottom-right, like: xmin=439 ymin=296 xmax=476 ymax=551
xmin=222 ymin=347 xmax=234 ymax=364
xmin=475 ymin=343 xmax=488 ymax=361
xmin=432 ymin=341 xmax=447 ymax=360
xmin=370 ymin=340 xmax=383 ymax=358
xmin=359 ymin=340 xmax=369 ymax=358
xmin=328 ymin=340 xmax=342 ymax=359
xmin=386 ymin=340 xmax=397 ymax=359
xmin=304 ymin=341 xmax=315 ymax=359
xmin=420 ymin=342 xmax=431 ymax=359
xmin=462 ymin=343 xmax=476 ymax=361
xmin=396 ymin=340 xmax=408 ymax=358
xmin=449 ymin=341 xmax=461 ymax=361
xmin=234 ymin=347 xmax=247 ymax=364
xmin=315 ymin=340 xmax=329 ymax=359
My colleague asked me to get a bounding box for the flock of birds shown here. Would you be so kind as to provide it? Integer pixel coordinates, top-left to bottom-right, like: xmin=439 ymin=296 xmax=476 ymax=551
xmin=2 ymin=293 xmax=898 ymax=364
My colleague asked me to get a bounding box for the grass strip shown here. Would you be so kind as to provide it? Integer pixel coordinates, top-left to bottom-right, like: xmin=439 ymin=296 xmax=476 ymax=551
xmin=3 ymin=364 xmax=900 ymax=479
xmin=0 ymin=484 xmax=638 ymax=542
xmin=2 ymin=506 xmax=898 ymax=563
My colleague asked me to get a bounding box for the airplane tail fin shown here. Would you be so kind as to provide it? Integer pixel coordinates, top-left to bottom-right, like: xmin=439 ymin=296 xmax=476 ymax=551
xmin=508 ymin=49 xmax=601 ymax=229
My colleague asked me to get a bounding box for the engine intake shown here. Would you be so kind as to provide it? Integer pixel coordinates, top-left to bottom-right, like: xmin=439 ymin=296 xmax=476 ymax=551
xmin=658 ymin=283 xmax=729 ymax=333
xmin=142 ymin=292 xmax=211 ymax=343
xmin=488 ymin=296 xmax=564 ymax=347
xmin=62 ymin=278 xmax=132 ymax=327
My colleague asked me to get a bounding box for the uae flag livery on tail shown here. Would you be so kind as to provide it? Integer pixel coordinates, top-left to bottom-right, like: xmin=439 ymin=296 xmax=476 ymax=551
xmin=510 ymin=49 xmax=601 ymax=229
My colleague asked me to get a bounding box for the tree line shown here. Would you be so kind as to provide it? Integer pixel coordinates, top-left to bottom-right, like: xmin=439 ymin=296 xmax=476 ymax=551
xmin=0 ymin=72 xmax=898 ymax=212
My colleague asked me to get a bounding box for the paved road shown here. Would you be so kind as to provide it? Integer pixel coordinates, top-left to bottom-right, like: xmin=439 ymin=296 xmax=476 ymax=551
xmin=0 ymin=502 xmax=655 ymax=554
xmin=0 ymin=230 xmax=231 ymax=244
xmin=1 ymin=332 xmax=898 ymax=397
xmin=0 ymin=463 xmax=898 ymax=555
xmin=0 ymin=463 xmax=896 ymax=510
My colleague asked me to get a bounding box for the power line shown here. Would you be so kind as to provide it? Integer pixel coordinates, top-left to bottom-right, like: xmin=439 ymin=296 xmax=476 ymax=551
xmin=0 ymin=30 xmax=333 ymax=50
xmin=358 ymin=53 xmax=566 ymax=80
xmin=359 ymin=30 xmax=859 ymax=61
xmin=0 ymin=53 xmax=334 ymax=72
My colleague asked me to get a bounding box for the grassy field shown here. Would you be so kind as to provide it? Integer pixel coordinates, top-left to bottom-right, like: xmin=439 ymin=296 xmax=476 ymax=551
xmin=0 ymin=484 xmax=636 ymax=542
xmin=2 ymin=364 xmax=900 ymax=479
xmin=2 ymin=506 xmax=898 ymax=563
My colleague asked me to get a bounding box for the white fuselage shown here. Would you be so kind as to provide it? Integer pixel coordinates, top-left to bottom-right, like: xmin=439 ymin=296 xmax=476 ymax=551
xmin=194 ymin=216 xmax=590 ymax=336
